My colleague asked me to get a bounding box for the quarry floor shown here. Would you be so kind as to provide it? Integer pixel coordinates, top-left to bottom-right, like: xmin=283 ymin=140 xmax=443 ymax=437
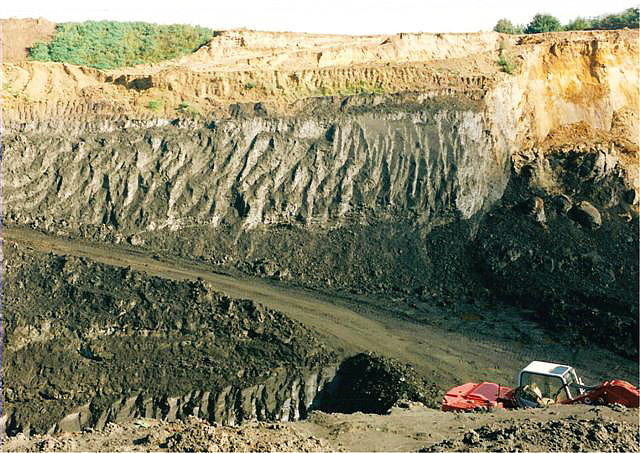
xmin=4 ymin=402 xmax=639 ymax=452
xmin=3 ymin=225 xmax=639 ymax=451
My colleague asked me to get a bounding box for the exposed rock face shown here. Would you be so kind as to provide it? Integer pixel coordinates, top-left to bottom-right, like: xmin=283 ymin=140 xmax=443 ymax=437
xmin=515 ymin=32 xmax=639 ymax=142
xmin=3 ymin=94 xmax=517 ymax=295
xmin=3 ymin=98 xmax=511 ymax=234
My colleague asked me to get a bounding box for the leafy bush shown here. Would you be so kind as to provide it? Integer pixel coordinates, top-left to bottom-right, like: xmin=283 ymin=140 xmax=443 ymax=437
xmin=147 ymin=100 xmax=163 ymax=110
xmin=493 ymin=19 xmax=524 ymax=34
xmin=564 ymin=17 xmax=593 ymax=31
xmin=564 ymin=9 xmax=638 ymax=31
xmin=511 ymin=8 xmax=639 ymax=34
xmin=28 ymin=21 xmax=215 ymax=69
xmin=524 ymin=14 xmax=563 ymax=34
xmin=28 ymin=42 xmax=52 ymax=61
xmin=497 ymin=53 xmax=516 ymax=74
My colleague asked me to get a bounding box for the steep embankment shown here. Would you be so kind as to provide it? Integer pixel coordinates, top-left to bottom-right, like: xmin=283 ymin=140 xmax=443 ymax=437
xmin=3 ymin=94 xmax=517 ymax=300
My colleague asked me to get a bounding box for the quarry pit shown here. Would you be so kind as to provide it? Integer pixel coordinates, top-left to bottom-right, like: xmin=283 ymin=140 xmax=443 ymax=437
xmin=1 ymin=20 xmax=639 ymax=451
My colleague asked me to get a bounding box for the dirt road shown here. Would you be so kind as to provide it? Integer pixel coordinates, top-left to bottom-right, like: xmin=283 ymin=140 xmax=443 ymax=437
xmin=3 ymin=226 xmax=637 ymax=388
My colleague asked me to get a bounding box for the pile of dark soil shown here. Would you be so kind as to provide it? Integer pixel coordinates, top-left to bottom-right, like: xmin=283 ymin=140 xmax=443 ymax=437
xmin=318 ymin=352 xmax=440 ymax=414
xmin=476 ymin=147 xmax=639 ymax=358
xmin=2 ymin=242 xmax=338 ymax=434
xmin=423 ymin=416 xmax=640 ymax=452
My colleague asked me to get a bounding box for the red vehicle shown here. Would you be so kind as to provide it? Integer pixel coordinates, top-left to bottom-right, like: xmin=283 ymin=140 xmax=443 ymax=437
xmin=442 ymin=361 xmax=640 ymax=411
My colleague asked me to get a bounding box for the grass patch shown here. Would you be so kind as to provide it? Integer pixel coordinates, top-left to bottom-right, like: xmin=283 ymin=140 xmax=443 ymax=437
xmin=28 ymin=21 xmax=215 ymax=69
xmin=307 ymin=81 xmax=385 ymax=97
xmin=147 ymin=99 xmax=163 ymax=111
xmin=340 ymin=81 xmax=385 ymax=95
xmin=497 ymin=52 xmax=516 ymax=75
xmin=176 ymin=101 xmax=201 ymax=117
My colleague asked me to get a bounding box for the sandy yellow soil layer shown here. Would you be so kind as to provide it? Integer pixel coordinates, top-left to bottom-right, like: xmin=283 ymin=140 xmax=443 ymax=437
xmin=0 ymin=18 xmax=56 ymax=62
xmin=3 ymin=28 xmax=637 ymax=144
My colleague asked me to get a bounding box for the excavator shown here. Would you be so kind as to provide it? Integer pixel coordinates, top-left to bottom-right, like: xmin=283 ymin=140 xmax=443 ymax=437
xmin=442 ymin=361 xmax=640 ymax=411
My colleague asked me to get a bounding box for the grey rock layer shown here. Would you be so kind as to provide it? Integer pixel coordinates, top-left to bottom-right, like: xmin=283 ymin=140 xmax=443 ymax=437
xmin=3 ymin=102 xmax=511 ymax=238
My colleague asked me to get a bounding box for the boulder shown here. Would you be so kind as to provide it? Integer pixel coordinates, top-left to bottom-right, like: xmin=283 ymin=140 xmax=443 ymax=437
xmin=554 ymin=194 xmax=572 ymax=215
xmin=569 ymin=201 xmax=602 ymax=229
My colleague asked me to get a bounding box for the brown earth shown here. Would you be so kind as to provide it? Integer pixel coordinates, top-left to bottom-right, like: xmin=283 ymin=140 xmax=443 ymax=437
xmin=0 ymin=18 xmax=55 ymax=63
xmin=3 ymin=405 xmax=639 ymax=452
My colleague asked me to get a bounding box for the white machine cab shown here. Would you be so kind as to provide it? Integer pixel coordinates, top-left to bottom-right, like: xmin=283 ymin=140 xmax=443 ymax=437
xmin=517 ymin=361 xmax=585 ymax=401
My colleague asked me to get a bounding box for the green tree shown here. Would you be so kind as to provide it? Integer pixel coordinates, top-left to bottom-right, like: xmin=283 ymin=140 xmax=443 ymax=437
xmin=27 ymin=42 xmax=51 ymax=61
xmin=524 ymin=14 xmax=563 ymax=34
xmin=565 ymin=17 xmax=593 ymax=30
xmin=494 ymin=19 xmax=523 ymax=34
xmin=591 ymin=7 xmax=639 ymax=29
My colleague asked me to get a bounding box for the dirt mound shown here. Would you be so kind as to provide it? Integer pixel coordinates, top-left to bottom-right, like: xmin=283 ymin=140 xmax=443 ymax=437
xmin=2 ymin=241 xmax=339 ymax=434
xmin=2 ymin=417 xmax=330 ymax=452
xmin=318 ymin=353 xmax=440 ymax=414
xmin=477 ymin=136 xmax=639 ymax=358
xmin=1 ymin=18 xmax=56 ymax=62
xmin=163 ymin=418 xmax=327 ymax=452
xmin=424 ymin=417 xmax=640 ymax=452
xmin=4 ymin=404 xmax=639 ymax=452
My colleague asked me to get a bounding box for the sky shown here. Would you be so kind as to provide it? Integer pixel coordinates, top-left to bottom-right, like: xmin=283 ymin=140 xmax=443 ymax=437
xmin=2 ymin=0 xmax=638 ymax=34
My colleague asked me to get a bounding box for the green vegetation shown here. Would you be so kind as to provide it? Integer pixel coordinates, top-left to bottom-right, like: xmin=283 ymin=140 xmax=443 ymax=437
xmin=565 ymin=7 xmax=639 ymax=30
xmin=305 ymin=81 xmax=385 ymax=98
xmin=524 ymin=14 xmax=563 ymax=34
xmin=494 ymin=7 xmax=639 ymax=34
xmin=339 ymin=81 xmax=385 ymax=96
xmin=146 ymin=99 xmax=163 ymax=111
xmin=176 ymin=101 xmax=201 ymax=117
xmin=564 ymin=17 xmax=593 ymax=31
xmin=244 ymin=82 xmax=257 ymax=89
xmin=28 ymin=21 xmax=215 ymax=69
xmin=497 ymin=52 xmax=516 ymax=74
xmin=493 ymin=19 xmax=524 ymax=35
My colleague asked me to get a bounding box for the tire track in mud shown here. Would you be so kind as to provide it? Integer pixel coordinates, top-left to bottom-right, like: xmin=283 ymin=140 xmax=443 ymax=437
xmin=3 ymin=226 xmax=636 ymax=389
